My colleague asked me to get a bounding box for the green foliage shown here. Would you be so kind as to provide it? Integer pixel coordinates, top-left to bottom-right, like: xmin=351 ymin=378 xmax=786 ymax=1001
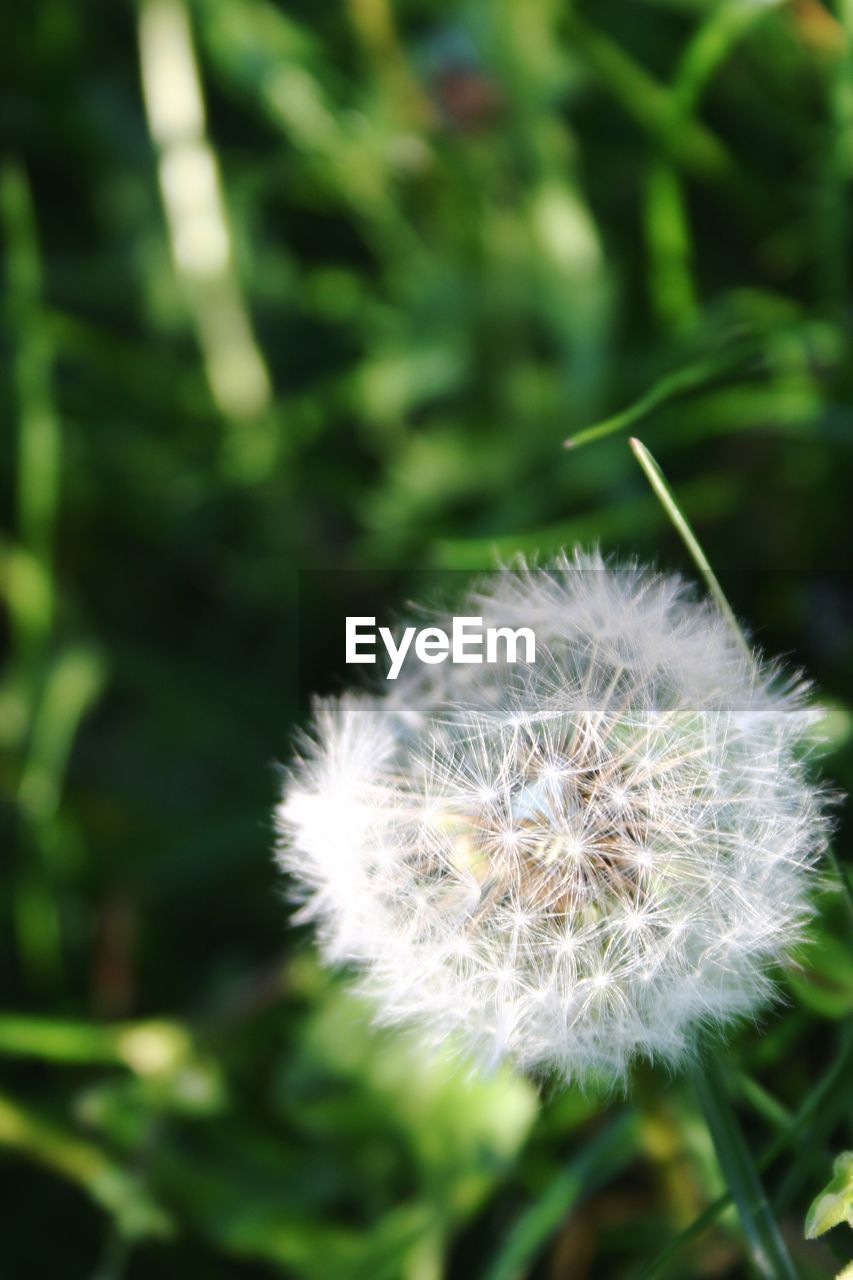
xmin=2 ymin=0 xmax=853 ymax=1276
xmin=806 ymin=1152 xmax=853 ymax=1280
xmin=806 ymin=1152 xmax=853 ymax=1240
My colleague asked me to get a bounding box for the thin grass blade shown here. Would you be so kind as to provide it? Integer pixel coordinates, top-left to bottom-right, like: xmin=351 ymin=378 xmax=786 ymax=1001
xmin=693 ymin=1054 xmax=800 ymax=1279
xmin=486 ymin=1112 xmax=638 ymax=1280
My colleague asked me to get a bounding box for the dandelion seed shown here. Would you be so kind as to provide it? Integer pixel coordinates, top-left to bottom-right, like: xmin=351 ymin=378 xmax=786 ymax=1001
xmin=276 ymin=550 xmax=832 ymax=1084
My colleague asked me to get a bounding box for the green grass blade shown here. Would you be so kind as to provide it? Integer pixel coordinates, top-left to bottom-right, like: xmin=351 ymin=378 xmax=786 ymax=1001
xmin=1 ymin=162 xmax=60 ymax=575
xmin=564 ymin=348 xmax=751 ymax=449
xmin=644 ymin=160 xmax=696 ymax=332
xmin=693 ymin=1054 xmax=800 ymax=1279
xmin=634 ymin=1025 xmax=853 ymax=1278
xmin=673 ymin=0 xmax=785 ymax=116
xmin=628 ymin=436 xmax=853 ymax=919
xmin=485 ymin=1112 xmax=639 ymax=1280
xmin=566 ymin=14 xmax=734 ymax=184
xmin=622 ymin=433 xmax=850 ymax=1278
xmin=628 ymin=437 xmax=750 ymax=655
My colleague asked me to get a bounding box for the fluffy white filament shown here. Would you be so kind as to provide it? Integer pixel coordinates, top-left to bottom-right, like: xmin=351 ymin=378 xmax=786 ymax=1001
xmin=276 ymin=551 xmax=829 ymax=1084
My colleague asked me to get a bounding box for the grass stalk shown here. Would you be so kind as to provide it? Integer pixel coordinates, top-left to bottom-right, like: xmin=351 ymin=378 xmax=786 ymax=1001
xmin=486 ymin=1112 xmax=639 ymax=1280
xmin=628 ymin=437 xmax=749 ymax=655
xmin=693 ymin=1054 xmax=800 ymax=1279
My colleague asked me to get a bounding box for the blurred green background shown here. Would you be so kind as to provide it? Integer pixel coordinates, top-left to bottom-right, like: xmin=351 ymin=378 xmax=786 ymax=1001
xmin=2 ymin=0 xmax=853 ymax=1276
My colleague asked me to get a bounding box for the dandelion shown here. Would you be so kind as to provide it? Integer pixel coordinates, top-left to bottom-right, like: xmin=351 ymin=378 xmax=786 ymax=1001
xmin=276 ymin=551 xmax=830 ymax=1084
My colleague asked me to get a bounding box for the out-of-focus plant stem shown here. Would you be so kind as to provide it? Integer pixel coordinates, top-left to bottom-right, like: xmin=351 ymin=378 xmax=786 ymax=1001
xmin=137 ymin=0 xmax=273 ymax=479
xmin=0 ymin=1091 xmax=172 ymax=1240
xmin=644 ymin=159 xmax=697 ymax=333
xmin=641 ymin=0 xmax=785 ymax=333
xmin=1 ymin=161 xmax=67 ymax=989
xmin=0 ymin=1014 xmax=192 ymax=1075
xmin=0 ymin=162 xmax=58 ymax=684
xmin=565 ymin=12 xmax=735 ymax=185
xmin=345 ymin=0 xmax=432 ymax=128
xmin=823 ymin=0 xmax=853 ymax=312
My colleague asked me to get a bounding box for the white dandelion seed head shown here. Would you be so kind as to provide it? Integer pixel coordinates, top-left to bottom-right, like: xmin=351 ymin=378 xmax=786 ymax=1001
xmin=276 ymin=550 xmax=832 ymax=1085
